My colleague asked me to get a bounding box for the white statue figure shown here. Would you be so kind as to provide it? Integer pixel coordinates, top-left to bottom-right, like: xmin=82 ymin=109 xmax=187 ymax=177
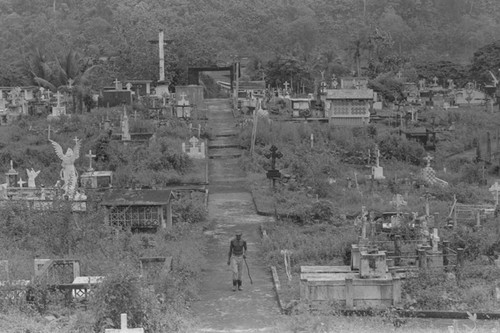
xmin=49 ymin=138 xmax=81 ymax=197
xmin=26 ymin=168 xmax=40 ymax=188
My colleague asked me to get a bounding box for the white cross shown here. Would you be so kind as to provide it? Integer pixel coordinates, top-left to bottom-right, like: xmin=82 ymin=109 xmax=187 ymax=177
xmin=73 ymin=136 xmax=79 ymax=145
xmin=113 ymin=78 xmax=120 ymax=90
xmin=17 ymin=177 xmax=26 ymax=188
xmin=433 ymin=76 xmax=438 ymax=85
xmin=55 ymin=91 xmax=63 ymax=107
xmin=489 ymin=181 xmax=500 ymax=205
xmin=397 ymin=71 xmax=402 ymax=79
xmin=85 ymin=150 xmax=96 ymax=171
xmin=423 ymin=154 xmax=433 ymax=167
xmin=105 ymin=313 xmax=144 ymax=333
xmin=9 ymin=160 xmax=14 ymax=172
xmin=189 ymin=136 xmax=199 ymax=147
xmin=179 ymin=92 xmax=187 ymax=100
xmin=283 ymin=81 xmax=289 ymax=90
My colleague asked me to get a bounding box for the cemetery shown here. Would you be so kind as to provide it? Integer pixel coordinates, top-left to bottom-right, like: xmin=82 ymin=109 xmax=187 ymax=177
xmin=4 ymin=1 xmax=500 ymax=332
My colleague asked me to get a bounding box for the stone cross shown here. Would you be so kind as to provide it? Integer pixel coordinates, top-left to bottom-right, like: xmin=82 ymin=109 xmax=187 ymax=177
xmin=375 ymin=145 xmax=380 ymax=167
xmin=489 ymin=181 xmax=500 ymax=206
xmin=85 ymin=150 xmax=96 ymax=171
xmin=68 ymin=78 xmax=74 ymax=89
xmin=264 ymin=145 xmax=283 ymax=170
xmin=397 ymin=71 xmax=402 ymax=79
xmin=17 ymin=177 xmax=26 ymax=188
xmin=433 ymin=76 xmax=438 ymax=86
xmin=114 ymin=78 xmax=121 ymax=90
xmin=283 ymin=81 xmax=289 ymax=91
xmin=55 ymin=91 xmax=63 ymax=107
xmin=424 ymin=154 xmax=433 ymax=167
xmin=105 ymin=313 xmax=144 ymax=333
xmin=332 ymin=80 xmax=338 ymax=88
xmin=431 ymin=228 xmax=439 ymax=252
xmin=189 ymin=136 xmax=199 ymax=147
xmin=179 ymin=92 xmax=188 ymax=101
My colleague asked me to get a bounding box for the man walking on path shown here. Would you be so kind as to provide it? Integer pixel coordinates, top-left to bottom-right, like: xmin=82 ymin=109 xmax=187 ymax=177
xmin=228 ymin=230 xmax=247 ymax=291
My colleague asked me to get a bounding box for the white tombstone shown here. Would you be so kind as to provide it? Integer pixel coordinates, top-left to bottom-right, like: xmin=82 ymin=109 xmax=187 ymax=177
xmin=125 ymin=82 xmax=133 ymax=91
xmin=371 ymin=146 xmax=385 ymax=180
xmin=182 ymin=136 xmax=205 ymax=159
xmin=49 ymin=91 xmax=66 ymax=119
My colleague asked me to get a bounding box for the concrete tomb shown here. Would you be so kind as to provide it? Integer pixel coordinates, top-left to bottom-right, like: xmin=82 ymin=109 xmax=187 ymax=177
xmin=182 ymin=136 xmax=205 ymax=159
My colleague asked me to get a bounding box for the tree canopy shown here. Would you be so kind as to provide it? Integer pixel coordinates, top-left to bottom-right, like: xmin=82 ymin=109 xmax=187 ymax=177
xmin=1 ymin=0 xmax=500 ymax=88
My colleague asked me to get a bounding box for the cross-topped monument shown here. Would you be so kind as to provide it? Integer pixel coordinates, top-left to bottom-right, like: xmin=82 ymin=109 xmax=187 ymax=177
xmin=85 ymin=150 xmax=96 ymax=171
xmin=113 ymin=78 xmax=121 ymax=90
xmin=105 ymin=313 xmax=144 ymax=333
xmin=264 ymin=145 xmax=283 ymax=170
xmin=283 ymin=81 xmax=290 ymax=91
xmin=432 ymin=76 xmax=439 ymax=86
xmin=55 ymin=91 xmax=63 ymax=107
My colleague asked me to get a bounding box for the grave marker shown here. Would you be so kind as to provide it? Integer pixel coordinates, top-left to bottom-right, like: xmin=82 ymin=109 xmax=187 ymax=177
xmin=489 ymin=181 xmax=500 ymax=206
xmin=17 ymin=177 xmax=26 ymax=188
xmin=181 ymin=136 xmax=205 ymax=159
xmin=85 ymin=150 xmax=96 ymax=171
xmin=105 ymin=313 xmax=144 ymax=333
xmin=49 ymin=91 xmax=67 ymax=119
xmin=371 ymin=145 xmax=385 ymax=180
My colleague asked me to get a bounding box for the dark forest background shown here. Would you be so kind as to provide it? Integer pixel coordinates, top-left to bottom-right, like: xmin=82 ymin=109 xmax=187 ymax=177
xmin=1 ymin=0 xmax=500 ymax=91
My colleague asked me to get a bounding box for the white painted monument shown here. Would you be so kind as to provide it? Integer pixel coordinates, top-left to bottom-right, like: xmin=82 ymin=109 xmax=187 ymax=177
xmin=371 ymin=145 xmax=385 ymax=180
xmin=49 ymin=137 xmax=81 ymax=197
xmin=182 ymin=136 xmax=205 ymax=159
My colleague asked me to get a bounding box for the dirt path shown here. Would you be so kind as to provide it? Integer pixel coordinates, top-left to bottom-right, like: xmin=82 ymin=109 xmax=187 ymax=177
xmin=190 ymin=99 xmax=282 ymax=333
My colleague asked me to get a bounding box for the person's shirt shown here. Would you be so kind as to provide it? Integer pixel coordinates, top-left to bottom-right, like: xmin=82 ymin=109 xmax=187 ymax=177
xmin=229 ymin=238 xmax=247 ymax=256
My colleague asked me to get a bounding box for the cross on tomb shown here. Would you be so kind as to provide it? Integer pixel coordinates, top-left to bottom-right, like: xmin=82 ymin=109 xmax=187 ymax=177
xmin=85 ymin=150 xmax=96 ymax=171
xmin=105 ymin=313 xmax=144 ymax=333
xmin=17 ymin=177 xmax=26 ymax=188
xmin=55 ymin=91 xmax=63 ymax=107
xmin=283 ymin=81 xmax=290 ymax=91
xmin=433 ymin=76 xmax=438 ymax=86
xmin=189 ymin=136 xmax=199 ymax=147
xmin=73 ymin=136 xmax=80 ymax=145
xmin=423 ymin=154 xmax=433 ymax=167
xmin=396 ymin=71 xmax=402 ymax=79
xmin=179 ymin=92 xmax=188 ymax=101
xmin=489 ymin=181 xmax=500 ymax=206
xmin=264 ymin=145 xmax=283 ymax=170
xmin=113 ymin=78 xmax=121 ymax=90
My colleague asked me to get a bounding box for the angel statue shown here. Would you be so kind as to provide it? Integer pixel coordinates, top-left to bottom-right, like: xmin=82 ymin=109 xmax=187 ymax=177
xmin=49 ymin=137 xmax=81 ymax=197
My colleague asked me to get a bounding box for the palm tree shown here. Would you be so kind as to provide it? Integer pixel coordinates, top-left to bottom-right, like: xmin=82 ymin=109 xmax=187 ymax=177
xmin=30 ymin=50 xmax=102 ymax=113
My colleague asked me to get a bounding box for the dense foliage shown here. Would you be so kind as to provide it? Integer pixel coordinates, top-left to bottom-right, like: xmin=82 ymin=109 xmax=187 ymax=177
xmin=2 ymin=0 xmax=500 ymax=91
